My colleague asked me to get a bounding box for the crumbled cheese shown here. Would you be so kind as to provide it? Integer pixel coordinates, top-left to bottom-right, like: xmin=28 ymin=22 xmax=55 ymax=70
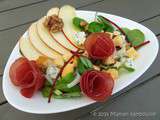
xmin=45 ymin=65 xmax=59 ymax=83
xmin=115 ymin=44 xmax=127 ymax=59
xmin=126 ymin=47 xmax=139 ymax=60
xmin=73 ymin=32 xmax=86 ymax=45
xmin=125 ymin=58 xmax=135 ymax=68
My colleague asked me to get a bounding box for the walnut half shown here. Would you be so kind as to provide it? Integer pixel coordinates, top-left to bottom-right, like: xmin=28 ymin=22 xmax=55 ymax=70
xmin=44 ymin=15 xmax=64 ymax=33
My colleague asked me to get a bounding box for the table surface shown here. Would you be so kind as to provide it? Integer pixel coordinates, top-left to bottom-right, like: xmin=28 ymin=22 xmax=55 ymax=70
xmin=0 ymin=0 xmax=160 ymax=120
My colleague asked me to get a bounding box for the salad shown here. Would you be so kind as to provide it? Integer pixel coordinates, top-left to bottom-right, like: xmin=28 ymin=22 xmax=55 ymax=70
xmin=9 ymin=5 xmax=150 ymax=102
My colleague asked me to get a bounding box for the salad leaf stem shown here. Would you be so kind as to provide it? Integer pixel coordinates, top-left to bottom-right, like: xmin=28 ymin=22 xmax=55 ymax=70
xmin=77 ymin=56 xmax=93 ymax=74
xmin=97 ymin=16 xmax=114 ymax=32
xmin=98 ymin=15 xmax=129 ymax=42
xmin=54 ymin=92 xmax=81 ymax=99
xmin=134 ymin=40 xmax=150 ymax=49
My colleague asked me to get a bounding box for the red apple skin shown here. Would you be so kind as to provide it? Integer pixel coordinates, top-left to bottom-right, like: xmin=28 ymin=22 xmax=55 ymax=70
xmin=48 ymin=30 xmax=71 ymax=52
xmin=62 ymin=30 xmax=79 ymax=49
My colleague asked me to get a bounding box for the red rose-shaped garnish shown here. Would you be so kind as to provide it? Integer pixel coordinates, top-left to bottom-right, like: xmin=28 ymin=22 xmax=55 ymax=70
xmin=80 ymin=70 xmax=114 ymax=102
xmin=9 ymin=57 xmax=45 ymax=98
xmin=84 ymin=33 xmax=115 ymax=60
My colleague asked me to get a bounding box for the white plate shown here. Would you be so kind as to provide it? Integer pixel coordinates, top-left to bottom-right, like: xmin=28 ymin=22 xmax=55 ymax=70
xmin=2 ymin=10 xmax=159 ymax=114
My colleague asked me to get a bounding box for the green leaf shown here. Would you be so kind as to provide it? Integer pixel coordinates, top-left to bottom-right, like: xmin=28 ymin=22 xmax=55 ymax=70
xmin=121 ymin=27 xmax=130 ymax=34
xmin=123 ymin=65 xmax=135 ymax=72
xmin=79 ymin=56 xmax=93 ymax=68
xmin=41 ymin=86 xmax=81 ymax=98
xmin=55 ymin=83 xmax=81 ymax=93
xmin=44 ymin=80 xmax=52 ymax=87
xmin=54 ymin=89 xmax=63 ymax=96
xmin=60 ymin=72 xmax=75 ymax=83
xmin=73 ymin=17 xmax=87 ymax=30
xmin=119 ymin=63 xmax=135 ymax=72
xmin=77 ymin=59 xmax=86 ymax=74
xmin=97 ymin=15 xmax=114 ymax=32
xmin=127 ymin=29 xmax=145 ymax=46
xmin=77 ymin=57 xmax=93 ymax=74
xmin=41 ymin=87 xmax=51 ymax=97
xmin=54 ymin=72 xmax=81 ymax=92
xmin=88 ymin=22 xmax=104 ymax=33
xmin=54 ymin=92 xmax=81 ymax=99
xmin=41 ymin=72 xmax=81 ymax=98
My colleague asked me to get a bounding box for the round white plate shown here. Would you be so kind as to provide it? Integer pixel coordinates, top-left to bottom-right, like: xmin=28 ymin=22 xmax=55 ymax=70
xmin=2 ymin=10 xmax=159 ymax=114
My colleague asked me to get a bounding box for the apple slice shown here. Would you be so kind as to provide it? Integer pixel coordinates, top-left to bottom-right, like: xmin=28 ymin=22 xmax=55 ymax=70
xmin=59 ymin=5 xmax=81 ymax=49
xmin=50 ymin=29 xmax=78 ymax=52
xmin=46 ymin=7 xmax=78 ymax=52
xmin=29 ymin=23 xmax=64 ymax=66
xmin=36 ymin=17 xmax=72 ymax=58
xmin=19 ymin=36 xmax=42 ymax=60
xmin=47 ymin=7 xmax=59 ymax=17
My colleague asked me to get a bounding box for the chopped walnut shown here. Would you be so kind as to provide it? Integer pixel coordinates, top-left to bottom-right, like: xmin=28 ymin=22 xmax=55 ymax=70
xmin=80 ymin=21 xmax=88 ymax=27
xmin=82 ymin=50 xmax=89 ymax=57
xmin=44 ymin=15 xmax=64 ymax=33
